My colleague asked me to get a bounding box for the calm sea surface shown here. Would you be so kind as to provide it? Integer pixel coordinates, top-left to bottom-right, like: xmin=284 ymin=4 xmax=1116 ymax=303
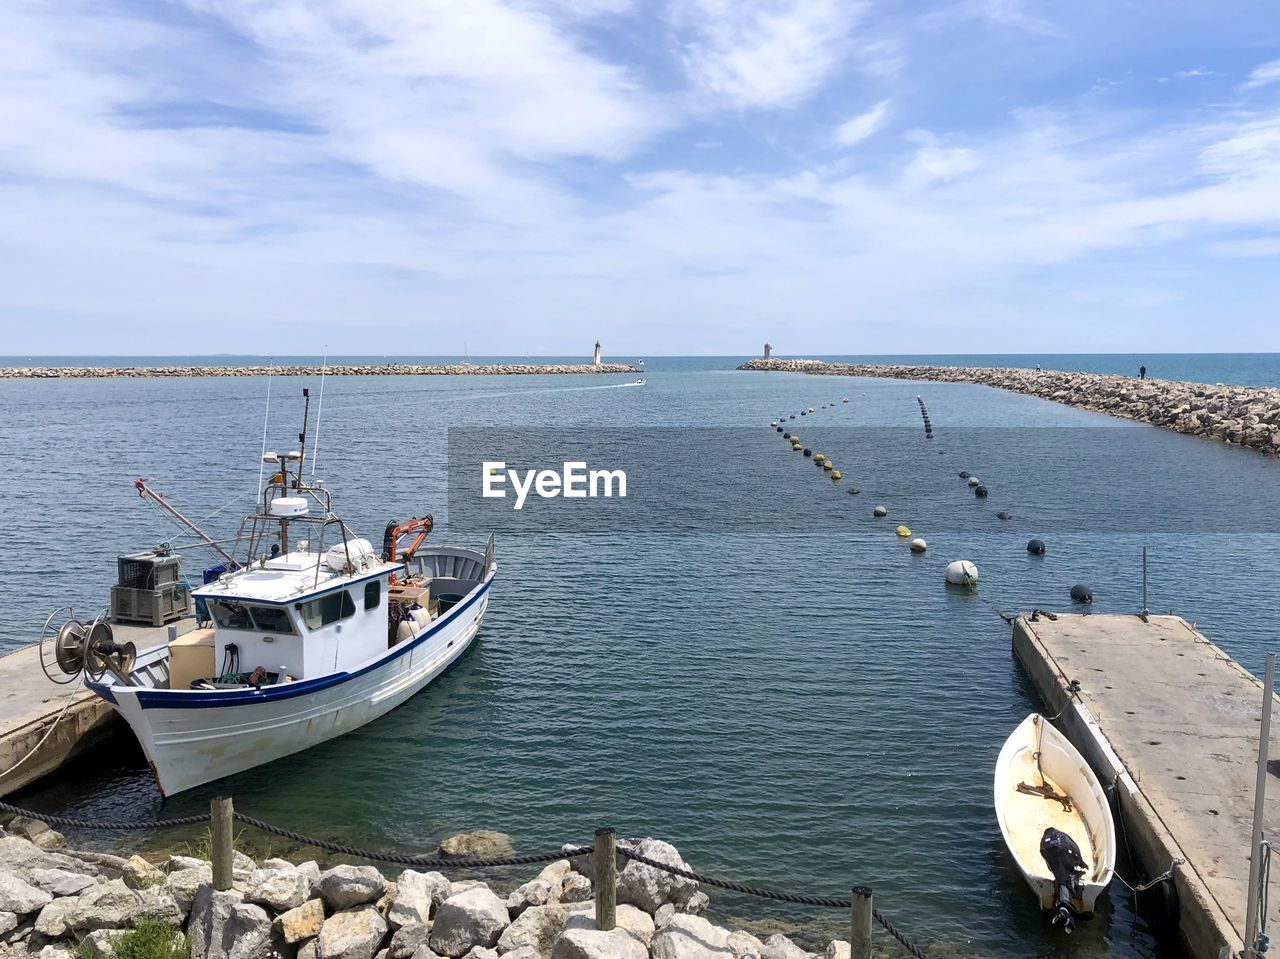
xmin=2 ymin=354 xmax=1279 ymax=959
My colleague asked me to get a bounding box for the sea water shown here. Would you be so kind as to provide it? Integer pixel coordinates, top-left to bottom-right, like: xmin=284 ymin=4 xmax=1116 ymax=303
xmin=2 ymin=355 xmax=1279 ymax=958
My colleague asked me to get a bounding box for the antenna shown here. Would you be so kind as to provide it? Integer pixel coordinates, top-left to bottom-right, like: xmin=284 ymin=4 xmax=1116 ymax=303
xmin=295 ymin=389 xmax=311 ymax=488
xmin=311 ymin=351 xmax=327 ymax=475
xmin=257 ymin=364 xmax=274 ymax=494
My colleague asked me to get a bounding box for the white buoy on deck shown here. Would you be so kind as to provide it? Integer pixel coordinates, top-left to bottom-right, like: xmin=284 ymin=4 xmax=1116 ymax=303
xmin=945 ymin=560 xmax=979 ymax=586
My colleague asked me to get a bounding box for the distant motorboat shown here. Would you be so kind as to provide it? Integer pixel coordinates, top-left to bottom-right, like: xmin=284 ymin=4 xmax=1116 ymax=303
xmin=637 ymin=359 xmax=645 ymax=366
xmin=995 ymin=714 xmax=1115 ymax=932
xmin=634 ymin=378 xmax=646 ymax=385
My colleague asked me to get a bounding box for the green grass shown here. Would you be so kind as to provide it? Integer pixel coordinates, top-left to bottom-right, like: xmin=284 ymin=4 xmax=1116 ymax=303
xmin=74 ymin=919 xmax=191 ymax=959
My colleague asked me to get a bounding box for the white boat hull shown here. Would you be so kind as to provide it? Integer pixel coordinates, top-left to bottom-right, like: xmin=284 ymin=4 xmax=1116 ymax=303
xmin=92 ymin=575 xmax=492 ymax=796
xmin=994 ymin=714 xmax=1116 ymax=915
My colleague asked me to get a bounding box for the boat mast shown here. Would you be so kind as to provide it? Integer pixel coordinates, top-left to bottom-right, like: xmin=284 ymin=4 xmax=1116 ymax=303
xmin=135 ymin=479 xmax=237 ymax=565
xmin=294 ymin=388 xmax=311 ymax=490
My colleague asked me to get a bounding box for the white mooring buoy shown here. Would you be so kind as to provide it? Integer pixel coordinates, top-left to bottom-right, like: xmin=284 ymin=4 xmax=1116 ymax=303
xmin=945 ymin=560 xmax=979 ymax=586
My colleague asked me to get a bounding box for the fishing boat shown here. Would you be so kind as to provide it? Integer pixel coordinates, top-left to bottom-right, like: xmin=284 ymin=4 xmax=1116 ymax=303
xmin=994 ymin=714 xmax=1116 ymax=932
xmin=40 ymin=391 xmax=495 ymax=796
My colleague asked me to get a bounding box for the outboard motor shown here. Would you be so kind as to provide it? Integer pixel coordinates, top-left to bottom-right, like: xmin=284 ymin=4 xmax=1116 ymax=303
xmin=1040 ymin=827 xmax=1086 ymax=933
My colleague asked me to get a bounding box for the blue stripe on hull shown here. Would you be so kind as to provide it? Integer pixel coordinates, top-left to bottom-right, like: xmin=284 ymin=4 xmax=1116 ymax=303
xmin=87 ymin=575 xmax=493 ymax=710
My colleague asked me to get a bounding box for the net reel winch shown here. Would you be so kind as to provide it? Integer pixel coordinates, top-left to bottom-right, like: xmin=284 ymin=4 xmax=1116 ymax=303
xmin=39 ymin=607 xmax=137 ymax=686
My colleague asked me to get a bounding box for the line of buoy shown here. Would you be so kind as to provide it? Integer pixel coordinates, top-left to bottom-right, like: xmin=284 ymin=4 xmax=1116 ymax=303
xmin=945 ymin=560 xmax=979 ymax=587
xmin=896 ymin=525 xmax=911 ymax=537
xmin=873 ymin=505 xmax=887 ymax=517
xmin=916 ymin=396 xmax=934 ymax=439
xmin=910 ymin=538 xmax=927 ymax=553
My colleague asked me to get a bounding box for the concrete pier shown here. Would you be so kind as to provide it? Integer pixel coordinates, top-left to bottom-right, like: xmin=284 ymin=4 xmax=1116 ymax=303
xmin=0 ymin=620 xmax=194 ymax=797
xmin=1014 ymin=613 xmax=1279 ymax=958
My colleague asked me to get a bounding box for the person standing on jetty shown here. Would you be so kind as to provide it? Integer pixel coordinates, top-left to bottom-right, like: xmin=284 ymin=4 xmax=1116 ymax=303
xmin=1139 ymin=364 xmax=1147 ymax=379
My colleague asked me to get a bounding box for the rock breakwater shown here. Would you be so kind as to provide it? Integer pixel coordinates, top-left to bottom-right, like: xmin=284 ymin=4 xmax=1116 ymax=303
xmin=0 ymin=819 xmax=866 ymax=959
xmin=738 ymin=358 xmax=1280 ymax=452
xmin=0 ymin=364 xmax=637 ymax=380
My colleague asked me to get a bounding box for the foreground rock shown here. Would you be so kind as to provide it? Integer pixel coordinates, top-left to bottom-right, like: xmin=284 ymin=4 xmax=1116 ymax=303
xmin=739 ymin=357 xmax=1280 ymax=452
xmin=0 ymin=820 xmax=849 ymax=959
xmin=437 ymin=831 xmax=514 ymax=860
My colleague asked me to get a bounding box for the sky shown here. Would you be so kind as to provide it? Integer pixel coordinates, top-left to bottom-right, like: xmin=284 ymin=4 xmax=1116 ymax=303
xmin=1 ymin=0 xmax=1279 ymax=356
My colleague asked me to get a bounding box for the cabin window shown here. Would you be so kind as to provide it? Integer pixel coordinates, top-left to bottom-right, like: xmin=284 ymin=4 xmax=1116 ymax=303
xmin=209 ymin=601 xmax=295 ymax=634
xmin=298 ymin=590 xmax=356 ymax=630
xmin=249 ymin=605 xmax=295 ymax=634
xmin=210 ymin=601 xmax=253 ymax=630
xmin=364 ymin=580 xmax=381 ymax=610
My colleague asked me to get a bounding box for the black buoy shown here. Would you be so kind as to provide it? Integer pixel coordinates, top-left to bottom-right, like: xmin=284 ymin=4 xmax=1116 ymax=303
xmin=783 ymin=432 xmax=791 ymax=439
xmin=848 ymin=488 xmax=860 ymax=495
xmin=996 ymin=511 xmax=1013 ymax=520
xmin=959 ymin=471 xmax=970 ymax=479
xmin=803 ymin=448 xmax=812 ymax=457
xmin=1027 ymin=538 xmax=1045 ymax=555
xmin=1070 ymin=584 xmax=1094 ymax=604
xmin=974 ymin=485 xmax=989 ymax=497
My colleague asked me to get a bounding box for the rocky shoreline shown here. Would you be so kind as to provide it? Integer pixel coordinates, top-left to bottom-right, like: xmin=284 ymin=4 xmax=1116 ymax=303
xmin=738 ymin=358 xmax=1280 ymax=452
xmin=0 ymin=820 xmax=859 ymax=959
xmin=0 ymin=364 xmax=638 ymax=380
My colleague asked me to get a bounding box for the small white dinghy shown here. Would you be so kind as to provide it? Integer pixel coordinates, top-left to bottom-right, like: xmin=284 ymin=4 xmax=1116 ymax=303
xmin=995 ymin=714 xmax=1116 ymax=932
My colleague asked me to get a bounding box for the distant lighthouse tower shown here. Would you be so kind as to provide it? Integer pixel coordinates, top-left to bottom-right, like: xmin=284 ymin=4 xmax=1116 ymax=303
xmin=763 ymin=342 xmax=772 ymax=359
xmin=593 ymin=341 xmax=602 ymax=366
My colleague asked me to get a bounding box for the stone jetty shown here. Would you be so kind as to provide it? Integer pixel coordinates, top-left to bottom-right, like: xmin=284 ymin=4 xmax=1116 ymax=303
xmin=0 ymin=821 xmax=857 ymax=959
xmin=0 ymin=363 xmax=637 ymax=380
xmin=739 ymin=358 xmax=1280 ymax=452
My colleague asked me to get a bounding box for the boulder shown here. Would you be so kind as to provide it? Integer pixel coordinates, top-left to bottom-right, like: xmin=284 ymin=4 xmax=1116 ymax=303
xmin=496 ymin=904 xmax=572 ymax=956
xmin=499 ymin=949 xmax=540 ymax=959
xmin=388 ymin=871 xmax=448 ymax=929
xmin=387 ymin=921 xmax=431 ymax=959
xmin=317 ymin=905 xmax=389 ymax=959
xmin=559 ymin=876 xmax=591 ymax=904
xmin=187 ymin=885 xmax=245 ymax=959
xmin=223 ymin=902 xmax=274 ymax=959
xmin=506 ymin=880 xmax=553 ymax=916
xmin=0 ymin=836 xmax=89 ymax=881
xmin=650 ymin=914 xmax=734 ymax=959
xmin=559 ymin=905 xmax=654 ymax=946
xmin=34 ymin=878 xmax=143 ymax=936
xmin=246 ymin=863 xmax=311 ymax=913
xmin=122 ymin=855 xmax=165 ymax=890
xmin=436 ymin=832 xmax=513 ymax=860
xmin=298 ymin=861 xmax=323 ymax=898
xmin=169 ymin=855 xmax=208 ymax=872
xmin=299 ymin=941 xmax=318 ymax=959
xmin=0 ymin=870 xmax=54 ymax=915
xmin=5 ymin=818 xmax=66 ymax=850
xmin=427 ymin=887 xmax=509 ymax=957
xmin=449 ymin=881 xmax=483 ymax=897
xmin=38 ymin=945 xmax=75 ymax=959
xmin=727 ymin=931 xmax=764 ymax=959
xmin=824 ymin=942 xmax=850 ymax=959
xmin=761 ymin=934 xmax=808 ymax=959
xmin=319 ymin=866 xmax=388 ymax=912
xmin=276 ymin=898 xmax=326 ymax=944
xmin=162 ymin=864 xmax=212 ymax=916
xmin=615 ymin=839 xmax=699 ymax=914
xmin=80 ymin=928 xmax=128 ymax=958
xmin=135 ymin=886 xmax=184 ymax=926
xmin=462 ymin=949 xmax=498 ymax=959
xmin=654 ymin=904 xmax=676 ymax=928
xmin=534 ymin=862 xmax=570 ymax=891
xmin=0 ymin=910 xmax=16 ymax=937
xmin=29 ymin=867 xmax=96 ymax=897
xmin=678 ymin=891 xmax=710 ymax=916
xmin=549 ymin=927 xmax=647 ymax=959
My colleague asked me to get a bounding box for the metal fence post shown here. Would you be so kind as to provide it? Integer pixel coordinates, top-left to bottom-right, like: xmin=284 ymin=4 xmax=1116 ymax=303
xmin=594 ymin=827 xmax=617 ymax=931
xmin=1244 ymin=653 xmax=1276 ymax=958
xmin=851 ymin=886 xmax=872 ymax=959
xmin=211 ymin=796 xmax=234 ymax=891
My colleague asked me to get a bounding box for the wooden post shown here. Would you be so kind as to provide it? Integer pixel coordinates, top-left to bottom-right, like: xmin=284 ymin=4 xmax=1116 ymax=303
xmin=211 ymin=796 xmax=234 ymax=891
xmin=593 ymin=827 xmax=617 ymax=931
xmin=850 ymin=886 xmax=872 ymax=959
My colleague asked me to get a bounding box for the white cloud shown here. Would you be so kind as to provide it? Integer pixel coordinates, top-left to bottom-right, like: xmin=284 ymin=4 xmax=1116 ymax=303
xmin=1242 ymin=58 xmax=1280 ymax=91
xmin=902 ymin=137 xmax=979 ymax=185
xmin=670 ymin=0 xmax=864 ymax=109
xmin=835 ymin=99 xmax=891 ymax=146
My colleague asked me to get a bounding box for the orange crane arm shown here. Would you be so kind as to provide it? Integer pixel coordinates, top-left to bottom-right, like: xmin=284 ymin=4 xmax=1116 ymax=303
xmin=382 ymin=516 xmax=434 ymax=564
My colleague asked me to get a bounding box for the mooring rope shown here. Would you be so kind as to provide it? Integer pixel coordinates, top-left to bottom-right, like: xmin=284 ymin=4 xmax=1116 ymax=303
xmin=0 ymin=800 xmax=209 ymax=831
